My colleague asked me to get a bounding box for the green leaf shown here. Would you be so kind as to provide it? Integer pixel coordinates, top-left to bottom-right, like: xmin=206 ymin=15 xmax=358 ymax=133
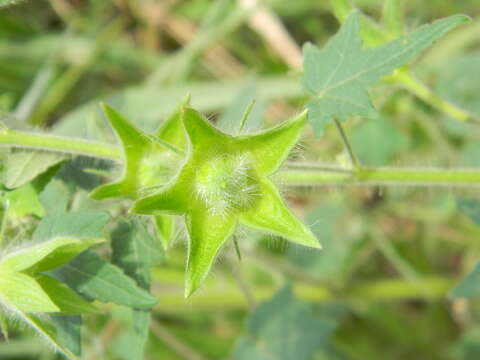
xmin=351 ymin=115 xmax=409 ymax=166
xmin=302 ymin=11 xmax=469 ymax=135
xmin=110 ymin=219 xmax=162 ymax=359
xmin=23 ymin=313 xmax=81 ymax=359
xmin=0 ymin=271 xmax=59 ymax=313
xmin=111 ymin=219 xmax=164 ymax=289
xmin=36 ymin=275 xmax=97 ymax=314
xmin=451 ymin=262 xmax=480 ymax=298
xmin=0 ymin=237 xmax=103 ymax=273
xmin=4 ymin=150 xmax=67 ymax=189
xmin=54 ymin=250 xmax=158 ymax=309
xmin=110 ymin=309 xmax=150 ymax=360
xmin=457 ymin=199 xmax=480 ymax=226
xmin=33 ymin=211 xmax=110 ymax=242
xmin=436 ymin=52 xmax=480 ymax=118
xmin=39 ymin=179 xmax=70 ymax=216
xmin=288 ymin=203 xmax=352 ymax=279
xmin=233 ymin=285 xmax=343 ymax=360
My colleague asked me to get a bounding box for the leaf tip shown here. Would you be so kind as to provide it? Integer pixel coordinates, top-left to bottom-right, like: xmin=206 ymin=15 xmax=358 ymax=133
xmin=89 ymin=183 xmax=125 ymax=200
xmin=302 ymin=41 xmax=314 ymax=51
xmin=458 ymin=14 xmax=472 ymax=24
xmin=184 ymin=277 xmax=201 ymax=299
xmin=182 ymin=93 xmax=192 ymax=107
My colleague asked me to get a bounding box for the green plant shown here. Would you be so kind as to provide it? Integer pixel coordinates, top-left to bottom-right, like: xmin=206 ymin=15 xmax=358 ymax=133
xmin=1 ymin=1 xmax=480 ymax=359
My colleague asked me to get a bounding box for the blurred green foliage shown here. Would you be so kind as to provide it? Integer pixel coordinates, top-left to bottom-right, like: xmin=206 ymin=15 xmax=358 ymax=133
xmin=1 ymin=0 xmax=480 ymax=359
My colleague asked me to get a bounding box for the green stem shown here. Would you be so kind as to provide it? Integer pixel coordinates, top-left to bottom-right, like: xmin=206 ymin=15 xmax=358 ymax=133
xmin=334 ymin=118 xmax=359 ymax=168
xmin=152 ymin=276 xmax=455 ymax=311
xmin=238 ymin=99 xmax=256 ymax=134
xmin=394 ymin=69 xmax=477 ymax=123
xmin=0 ymin=129 xmax=121 ymax=160
xmin=3 ymin=129 xmax=480 ymax=187
xmin=279 ymin=167 xmax=480 ymax=187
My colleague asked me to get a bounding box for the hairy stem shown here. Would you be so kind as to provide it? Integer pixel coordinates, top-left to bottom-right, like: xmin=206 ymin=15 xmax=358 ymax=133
xmin=3 ymin=129 xmax=480 ymax=187
xmin=151 ymin=276 xmax=455 ymax=311
xmin=279 ymin=167 xmax=480 ymax=187
xmin=0 ymin=128 xmax=121 ymax=160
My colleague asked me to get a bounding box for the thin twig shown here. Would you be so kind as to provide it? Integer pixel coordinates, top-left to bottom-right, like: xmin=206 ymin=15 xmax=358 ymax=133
xmin=334 ymin=118 xmax=360 ymax=168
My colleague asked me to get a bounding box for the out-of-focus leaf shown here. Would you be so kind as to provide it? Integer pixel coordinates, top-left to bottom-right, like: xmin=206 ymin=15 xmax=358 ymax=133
xmin=217 ymin=81 xmax=265 ymax=135
xmin=54 ymin=77 xmax=302 ymax=139
xmin=111 ymin=219 xmax=164 ymax=289
xmin=302 ymin=11 xmax=469 ymax=135
xmin=0 ymin=313 xmax=8 ymax=340
xmin=451 ymin=262 xmax=480 ymax=298
xmin=0 ymin=0 xmax=24 ymax=8
xmin=111 ymin=310 xmax=151 ymax=360
xmin=4 ymin=150 xmax=67 ymax=189
xmin=450 ymin=325 xmax=480 ymax=360
xmin=54 ymin=250 xmax=158 ymax=309
xmin=436 ymin=52 xmax=480 ymax=118
xmin=110 ymin=220 xmax=164 ymax=359
xmin=233 ymin=285 xmax=342 ymax=360
xmin=288 ymin=202 xmax=356 ymax=279
xmin=351 ymin=115 xmax=409 ymax=165
xmin=57 ymin=157 xmax=108 ymax=191
xmin=457 ymin=199 xmax=480 ymax=226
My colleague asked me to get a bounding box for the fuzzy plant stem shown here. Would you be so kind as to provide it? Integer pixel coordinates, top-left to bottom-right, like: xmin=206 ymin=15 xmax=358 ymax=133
xmin=0 ymin=128 xmax=122 ymax=160
xmin=3 ymin=128 xmax=480 ymax=187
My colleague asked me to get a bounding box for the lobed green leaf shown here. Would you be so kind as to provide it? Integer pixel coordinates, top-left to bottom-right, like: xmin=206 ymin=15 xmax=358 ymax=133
xmin=233 ymin=285 xmax=343 ymax=360
xmin=302 ymin=11 xmax=470 ymax=135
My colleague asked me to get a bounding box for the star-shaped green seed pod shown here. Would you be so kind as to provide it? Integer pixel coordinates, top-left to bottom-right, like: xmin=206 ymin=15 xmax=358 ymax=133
xmin=90 ymin=102 xmax=187 ymax=200
xmin=90 ymin=100 xmax=188 ymax=248
xmin=131 ymin=108 xmax=321 ymax=297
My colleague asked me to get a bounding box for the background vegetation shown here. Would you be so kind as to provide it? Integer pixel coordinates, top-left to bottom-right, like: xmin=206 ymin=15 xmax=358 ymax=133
xmin=1 ymin=0 xmax=480 ymax=359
